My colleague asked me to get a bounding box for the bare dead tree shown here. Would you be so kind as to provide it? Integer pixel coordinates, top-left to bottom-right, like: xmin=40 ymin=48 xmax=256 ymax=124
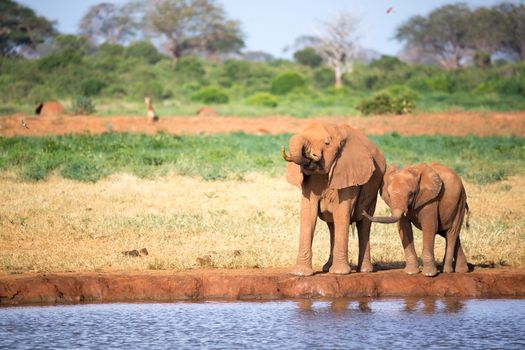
xmin=315 ymin=12 xmax=361 ymax=88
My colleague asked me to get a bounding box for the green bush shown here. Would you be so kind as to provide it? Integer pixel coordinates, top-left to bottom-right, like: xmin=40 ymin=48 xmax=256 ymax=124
xmin=356 ymin=93 xmax=393 ymax=115
xmin=313 ymin=67 xmax=334 ymax=89
xmin=125 ymin=41 xmax=164 ymax=64
xmin=175 ymin=57 xmax=206 ymax=82
xmin=191 ymin=86 xmax=229 ymax=104
xmin=246 ymin=92 xmax=278 ymax=108
xmin=72 ymin=96 xmax=96 ymax=115
xmin=356 ymin=90 xmax=416 ymax=115
xmin=80 ymin=78 xmax=106 ymax=97
xmin=293 ymin=48 xmax=322 ymax=67
xmin=270 ymin=71 xmax=306 ymax=95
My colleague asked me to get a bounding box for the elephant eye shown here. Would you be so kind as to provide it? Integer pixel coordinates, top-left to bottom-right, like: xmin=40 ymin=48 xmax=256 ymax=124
xmin=324 ymin=137 xmax=331 ymax=145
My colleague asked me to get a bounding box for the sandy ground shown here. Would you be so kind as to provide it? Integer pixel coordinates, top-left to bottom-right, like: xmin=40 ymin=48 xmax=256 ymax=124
xmin=1 ymin=111 xmax=524 ymax=137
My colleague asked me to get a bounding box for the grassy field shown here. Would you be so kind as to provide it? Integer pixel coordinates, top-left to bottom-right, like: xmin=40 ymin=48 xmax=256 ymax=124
xmin=0 ymin=173 xmax=523 ymax=273
xmin=1 ymin=132 xmax=523 ymax=184
xmin=0 ymin=132 xmax=524 ymax=273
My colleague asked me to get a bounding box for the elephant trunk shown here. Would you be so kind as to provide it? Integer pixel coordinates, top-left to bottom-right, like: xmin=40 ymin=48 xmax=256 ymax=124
xmin=282 ymin=134 xmax=308 ymax=164
xmin=362 ymin=208 xmax=404 ymax=224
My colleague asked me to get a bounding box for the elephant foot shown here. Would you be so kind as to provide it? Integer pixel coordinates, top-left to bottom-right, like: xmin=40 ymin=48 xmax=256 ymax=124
xmin=358 ymin=261 xmax=374 ymax=273
xmin=442 ymin=264 xmax=454 ymax=273
xmin=422 ymin=264 xmax=438 ymax=277
xmin=455 ymin=262 xmax=469 ymax=273
xmin=403 ymin=264 xmax=420 ymax=275
xmin=291 ymin=264 xmax=315 ymax=276
xmin=322 ymin=260 xmax=332 ymax=273
xmin=329 ymin=262 xmax=351 ymax=275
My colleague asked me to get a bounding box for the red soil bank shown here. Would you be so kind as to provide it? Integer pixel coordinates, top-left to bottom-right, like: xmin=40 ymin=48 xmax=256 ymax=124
xmin=1 ymin=268 xmax=524 ymax=306
xmin=1 ymin=112 xmax=524 ymax=137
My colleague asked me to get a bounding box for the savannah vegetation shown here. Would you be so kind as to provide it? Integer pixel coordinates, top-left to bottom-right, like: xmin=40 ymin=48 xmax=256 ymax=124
xmin=0 ymin=1 xmax=525 ymax=116
xmin=0 ymin=132 xmax=523 ymax=184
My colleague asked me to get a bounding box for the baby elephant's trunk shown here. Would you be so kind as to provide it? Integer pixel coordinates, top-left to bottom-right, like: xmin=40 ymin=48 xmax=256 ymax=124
xmin=362 ymin=208 xmax=404 ymax=224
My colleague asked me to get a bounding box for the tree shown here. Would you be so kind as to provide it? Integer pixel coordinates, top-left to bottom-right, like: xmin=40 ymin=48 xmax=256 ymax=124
xmin=467 ymin=7 xmax=506 ymax=58
xmin=0 ymin=0 xmax=57 ymax=56
xmin=144 ymin=0 xmax=244 ymax=61
xmin=496 ymin=3 xmax=525 ymax=61
xmin=78 ymin=2 xmax=141 ymax=45
xmin=396 ymin=4 xmax=471 ymax=69
xmin=294 ymin=47 xmax=322 ymax=67
xmin=54 ymin=34 xmax=90 ymax=54
xmin=314 ymin=12 xmax=361 ymax=88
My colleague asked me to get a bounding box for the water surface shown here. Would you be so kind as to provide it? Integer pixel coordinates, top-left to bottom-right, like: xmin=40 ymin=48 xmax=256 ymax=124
xmin=1 ymin=298 xmax=524 ymax=349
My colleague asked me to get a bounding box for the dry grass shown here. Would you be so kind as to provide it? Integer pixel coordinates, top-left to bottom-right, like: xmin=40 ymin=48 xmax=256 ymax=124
xmin=0 ymin=172 xmax=523 ymax=274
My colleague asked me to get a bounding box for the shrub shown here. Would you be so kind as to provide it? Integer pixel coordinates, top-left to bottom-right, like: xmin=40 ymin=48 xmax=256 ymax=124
xmin=191 ymin=86 xmax=229 ymax=104
xmin=175 ymin=57 xmax=206 ymax=82
xmin=293 ymin=47 xmax=323 ymax=67
xmin=246 ymin=92 xmax=278 ymax=108
xmin=473 ymin=51 xmax=491 ymax=68
xmin=80 ymin=78 xmax=106 ymax=97
xmin=369 ymin=55 xmax=406 ymax=71
xmin=356 ymin=90 xmax=416 ymax=115
xmin=270 ymin=72 xmax=306 ymax=95
xmin=356 ymin=93 xmax=393 ymax=115
xmin=313 ymin=67 xmax=334 ymax=89
xmin=72 ymin=96 xmax=96 ymax=115
xmin=125 ymin=41 xmax=164 ymax=64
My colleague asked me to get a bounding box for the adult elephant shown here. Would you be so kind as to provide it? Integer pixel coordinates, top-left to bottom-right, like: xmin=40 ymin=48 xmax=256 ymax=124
xmin=282 ymin=122 xmax=386 ymax=276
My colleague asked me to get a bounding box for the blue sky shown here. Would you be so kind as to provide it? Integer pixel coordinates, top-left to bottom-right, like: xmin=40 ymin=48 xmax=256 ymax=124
xmin=19 ymin=0 xmax=510 ymax=57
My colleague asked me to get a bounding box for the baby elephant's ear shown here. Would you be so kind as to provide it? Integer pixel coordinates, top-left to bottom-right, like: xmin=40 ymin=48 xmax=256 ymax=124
xmin=285 ymin=162 xmax=303 ymax=188
xmin=413 ymin=164 xmax=443 ymax=209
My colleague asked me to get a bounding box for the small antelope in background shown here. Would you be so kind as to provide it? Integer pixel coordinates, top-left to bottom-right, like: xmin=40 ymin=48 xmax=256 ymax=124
xmin=144 ymin=97 xmax=159 ymax=123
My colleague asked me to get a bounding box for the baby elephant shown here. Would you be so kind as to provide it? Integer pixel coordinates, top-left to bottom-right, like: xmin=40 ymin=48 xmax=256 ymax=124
xmin=363 ymin=163 xmax=469 ymax=277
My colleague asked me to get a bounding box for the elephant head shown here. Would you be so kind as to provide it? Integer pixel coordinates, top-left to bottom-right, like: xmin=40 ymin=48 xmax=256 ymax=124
xmin=282 ymin=122 xmax=378 ymax=190
xmin=363 ymin=164 xmax=443 ymax=224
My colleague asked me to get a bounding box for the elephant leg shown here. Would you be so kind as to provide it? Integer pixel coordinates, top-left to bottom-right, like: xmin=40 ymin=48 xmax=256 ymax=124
xmin=421 ymin=230 xmax=438 ymax=277
xmin=398 ymin=217 xmax=419 ymax=274
xmin=356 ymin=217 xmax=373 ymax=273
xmin=322 ymin=222 xmax=335 ymax=273
xmin=454 ymin=238 xmax=469 ymax=273
xmin=329 ymin=187 xmax=357 ymax=275
xmin=445 ymin=204 xmax=468 ymax=273
xmin=291 ymin=192 xmax=319 ymax=276
xmin=420 ymin=214 xmax=438 ymax=277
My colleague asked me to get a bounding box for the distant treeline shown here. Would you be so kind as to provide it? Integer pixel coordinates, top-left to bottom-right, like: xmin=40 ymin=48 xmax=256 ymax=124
xmin=1 ymin=0 xmax=524 ymax=115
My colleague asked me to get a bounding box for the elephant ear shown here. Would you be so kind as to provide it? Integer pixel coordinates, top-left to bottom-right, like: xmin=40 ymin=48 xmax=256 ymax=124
xmin=285 ymin=161 xmax=303 ymax=189
xmin=412 ymin=164 xmax=443 ymax=209
xmin=381 ymin=164 xmax=398 ymax=207
xmin=329 ymin=125 xmax=375 ymax=190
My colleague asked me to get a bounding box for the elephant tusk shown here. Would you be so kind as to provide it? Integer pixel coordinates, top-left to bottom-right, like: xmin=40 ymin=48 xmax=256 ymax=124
xmin=281 ymin=146 xmax=293 ymax=162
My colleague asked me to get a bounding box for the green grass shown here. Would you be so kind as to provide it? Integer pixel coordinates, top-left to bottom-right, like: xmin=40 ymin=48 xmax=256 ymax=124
xmin=0 ymin=132 xmax=523 ymax=183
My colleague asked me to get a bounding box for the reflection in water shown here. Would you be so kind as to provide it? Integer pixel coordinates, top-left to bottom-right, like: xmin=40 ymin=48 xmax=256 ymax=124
xmin=403 ymin=297 xmax=466 ymax=314
xmin=298 ymin=297 xmax=465 ymax=315
xmin=0 ymin=298 xmax=523 ymax=349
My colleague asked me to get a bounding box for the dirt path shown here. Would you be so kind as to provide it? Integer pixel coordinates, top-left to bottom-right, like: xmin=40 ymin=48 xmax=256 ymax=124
xmin=1 ymin=111 xmax=524 ymax=137
xmin=1 ymin=268 xmax=524 ymax=305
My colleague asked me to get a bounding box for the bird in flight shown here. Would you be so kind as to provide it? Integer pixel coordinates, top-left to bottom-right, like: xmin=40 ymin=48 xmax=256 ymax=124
xmin=386 ymin=7 xmax=393 ymax=14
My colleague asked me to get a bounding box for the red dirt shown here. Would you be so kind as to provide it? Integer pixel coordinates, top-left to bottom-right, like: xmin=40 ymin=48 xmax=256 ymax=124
xmin=1 ymin=111 xmax=524 ymax=137
xmin=1 ymin=268 xmax=523 ymax=305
